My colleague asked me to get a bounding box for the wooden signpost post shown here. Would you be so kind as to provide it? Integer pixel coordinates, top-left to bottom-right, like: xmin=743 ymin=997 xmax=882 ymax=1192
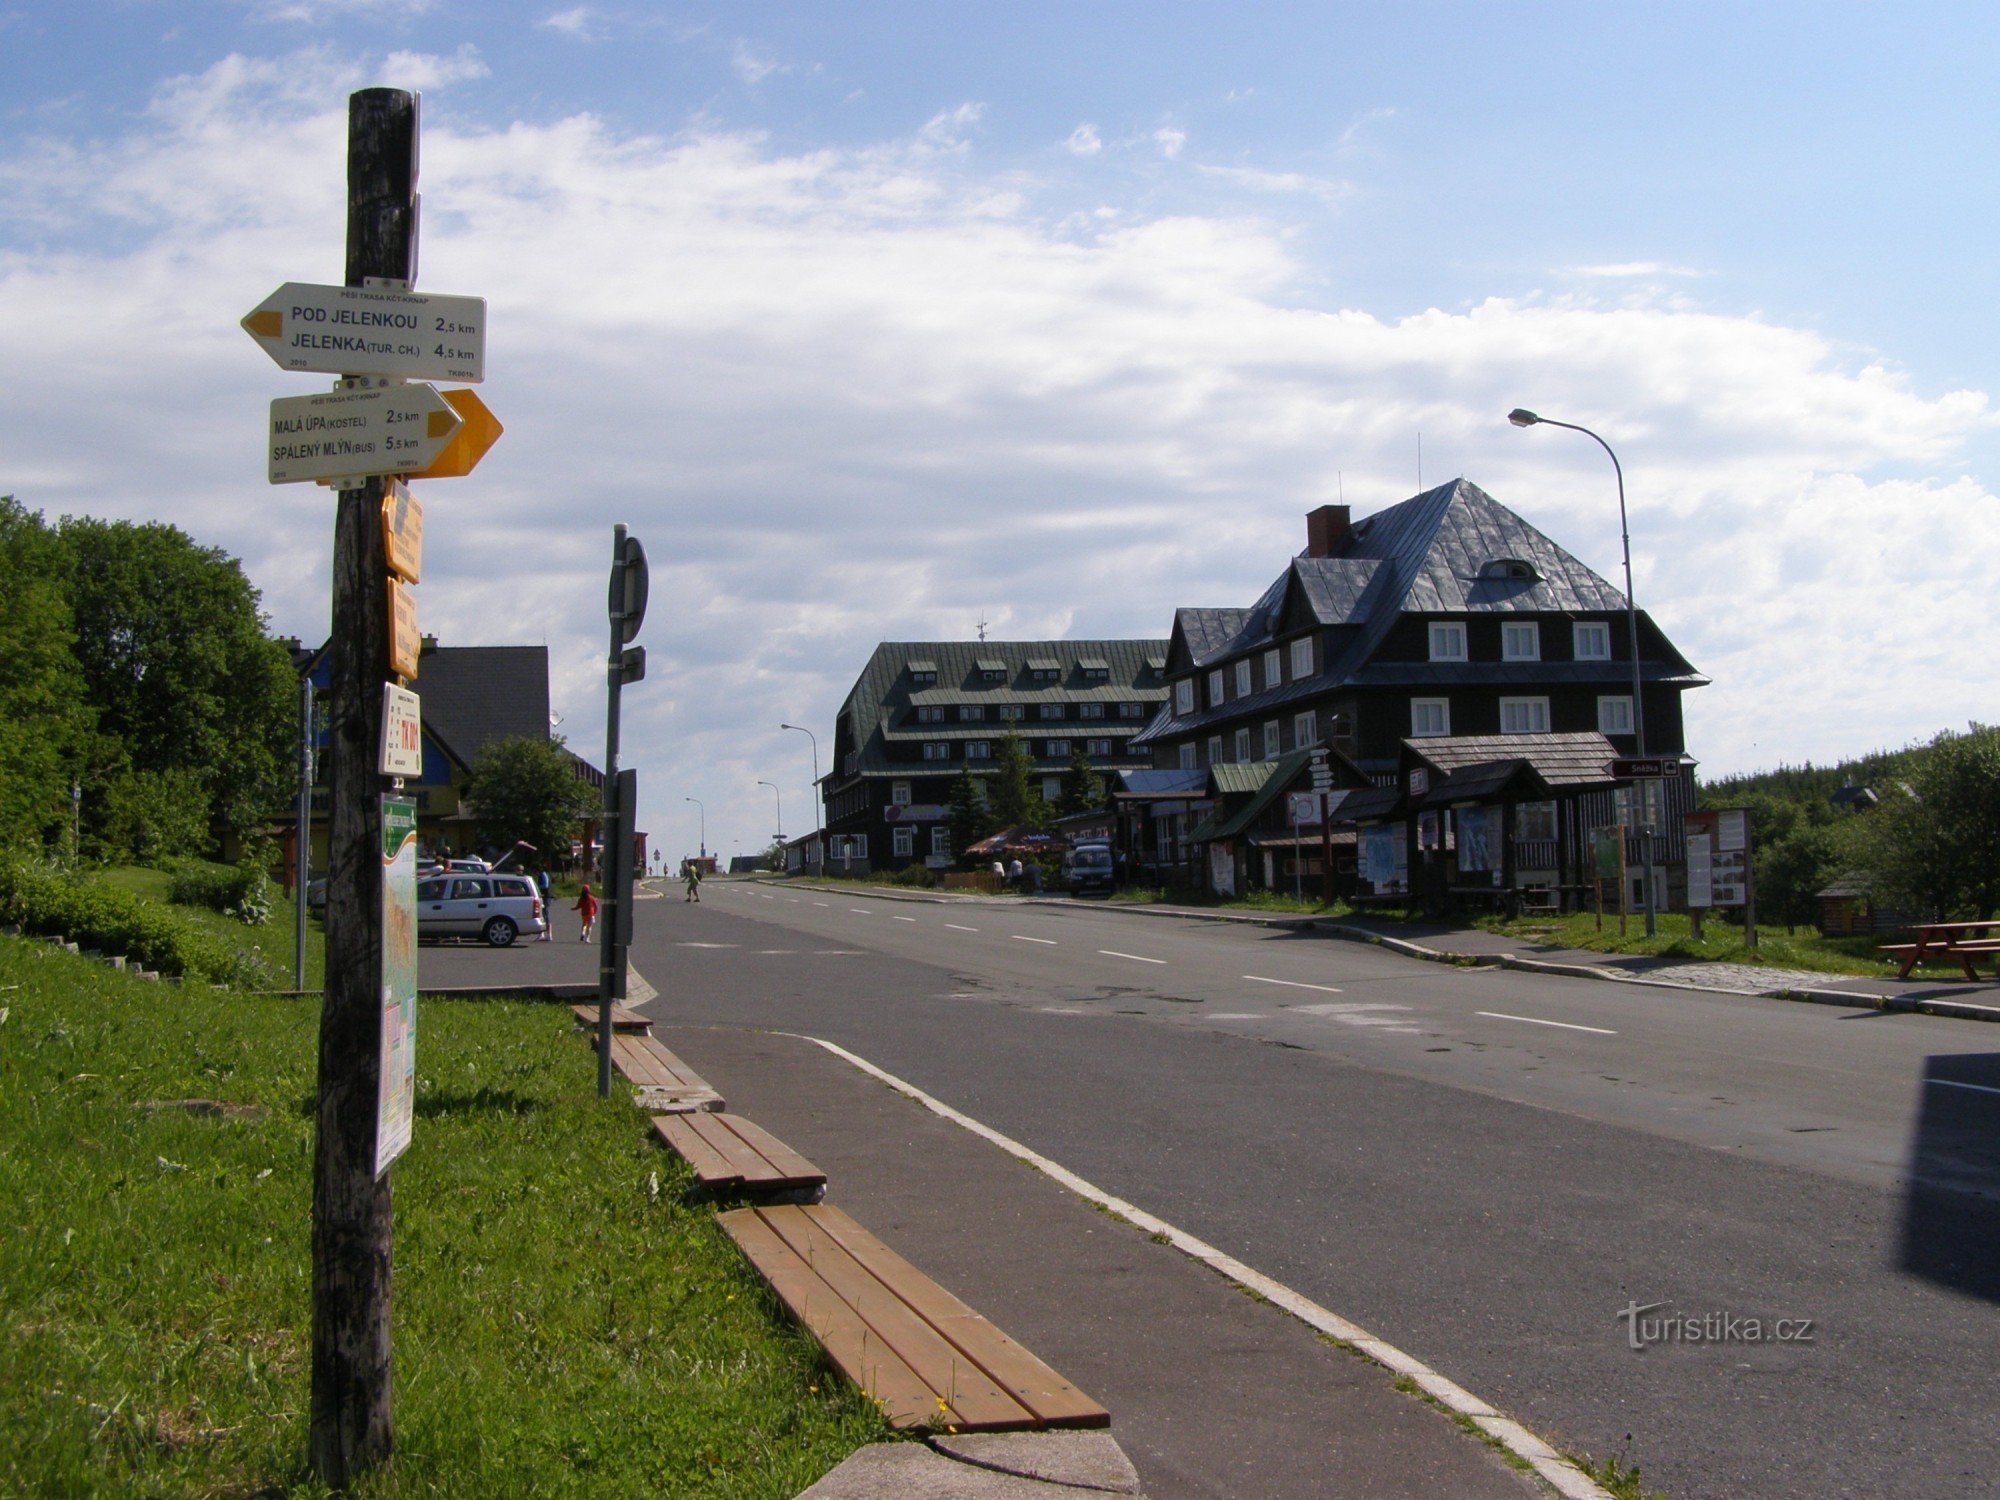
xmin=246 ymin=87 xmax=502 ymax=1486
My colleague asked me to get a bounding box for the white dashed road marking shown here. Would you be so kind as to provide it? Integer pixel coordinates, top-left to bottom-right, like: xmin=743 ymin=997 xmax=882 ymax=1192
xmin=1476 ymin=1011 xmax=1618 ymax=1035
xmin=1012 ymin=935 xmax=1057 ymax=945
xmin=892 ymin=915 xmax=917 ymax=922
xmin=1243 ymin=975 xmax=1343 ymax=994
xmin=1100 ymin=950 xmax=1166 ymax=964
xmin=945 ymin=924 xmax=980 ymax=933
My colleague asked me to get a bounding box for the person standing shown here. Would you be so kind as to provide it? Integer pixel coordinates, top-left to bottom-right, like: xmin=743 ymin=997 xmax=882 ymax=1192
xmin=682 ymin=858 xmax=702 ymax=903
xmin=535 ymin=867 xmax=553 ymax=940
xmin=573 ymin=883 xmax=599 ymax=942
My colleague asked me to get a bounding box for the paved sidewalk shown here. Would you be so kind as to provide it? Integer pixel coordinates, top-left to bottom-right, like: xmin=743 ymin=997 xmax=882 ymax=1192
xmin=645 ymin=1022 xmax=1557 ymax=1500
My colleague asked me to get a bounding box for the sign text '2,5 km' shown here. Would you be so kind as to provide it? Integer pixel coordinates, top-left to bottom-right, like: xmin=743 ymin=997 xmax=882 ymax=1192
xmin=243 ymin=282 xmax=486 ymax=384
xmin=267 ymin=384 xmax=464 ymax=485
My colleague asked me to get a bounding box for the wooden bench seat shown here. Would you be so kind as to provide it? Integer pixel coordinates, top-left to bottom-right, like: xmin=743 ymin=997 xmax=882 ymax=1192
xmin=571 ymin=1001 xmax=652 ymax=1034
xmin=719 ymin=1202 xmax=1108 ymax=1433
xmin=651 ymin=1112 xmax=826 ymax=1201
xmin=593 ymin=1032 xmax=724 ymax=1112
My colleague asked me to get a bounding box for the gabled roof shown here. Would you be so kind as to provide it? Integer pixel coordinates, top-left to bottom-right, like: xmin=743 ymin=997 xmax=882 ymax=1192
xmin=1406 ymin=731 xmax=1624 ymax=789
xmin=1209 ymin=761 xmax=1279 ymax=796
xmin=410 ymin=644 xmax=551 ymax=771
xmin=1191 ymin=747 xmax=1317 ymax=841
xmin=1419 ymin=758 xmax=1553 ymax=807
xmin=1172 ymin=607 xmax=1255 ymax=669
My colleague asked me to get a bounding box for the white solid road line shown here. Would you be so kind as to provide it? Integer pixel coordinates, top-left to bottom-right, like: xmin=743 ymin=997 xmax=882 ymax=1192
xmin=1930 ymin=1077 xmax=2000 ymax=1098
xmin=1243 ymin=975 xmax=1343 ymax=994
xmin=1100 ymin=950 xmax=1166 ymax=964
xmin=1476 ymin=1011 xmax=1618 ymax=1035
xmin=1012 ymin=935 xmax=1058 ymax=945
xmin=945 ymin=923 xmax=980 ymax=932
xmin=794 ymin=1034 xmax=1613 ymax=1500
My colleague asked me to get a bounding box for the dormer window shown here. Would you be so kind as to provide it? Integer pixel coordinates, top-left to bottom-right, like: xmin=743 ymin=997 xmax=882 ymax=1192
xmin=1481 ymin=558 xmax=1539 ymax=581
xmin=907 ymin=659 xmax=937 ymax=685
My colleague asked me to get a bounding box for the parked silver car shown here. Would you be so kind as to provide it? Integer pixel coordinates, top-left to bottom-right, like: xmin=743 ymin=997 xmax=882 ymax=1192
xmin=416 ymin=873 xmax=547 ymax=946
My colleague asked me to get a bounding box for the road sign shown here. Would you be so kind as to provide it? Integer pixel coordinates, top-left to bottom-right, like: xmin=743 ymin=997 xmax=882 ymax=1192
xmin=388 ymin=578 xmax=420 ymax=679
xmin=380 ymin=682 xmax=423 ymax=776
xmin=267 ymin=384 xmax=462 ymax=485
xmin=608 ymin=532 xmax=649 ymax=643
xmin=404 ymin=388 xmax=502 ymax=480
xmin=381 ymin=481 xmax=422 ymax=583
xmin=1608 ymin=757 xmax=1677 ymax=780
xmin=243 ymin=281 xmax=485 ymax=383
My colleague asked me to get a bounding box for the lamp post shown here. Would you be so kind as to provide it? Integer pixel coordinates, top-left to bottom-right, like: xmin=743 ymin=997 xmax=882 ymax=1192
xmin=779 ymin=723 xmax=820 ymax=872
xmin=756 ymin=779 xmax=783 ymax=852
xmin=1508 ymin=408 xmax=1657 ymax=935
xmin=684 ymin=796 xmax=705 ymax=859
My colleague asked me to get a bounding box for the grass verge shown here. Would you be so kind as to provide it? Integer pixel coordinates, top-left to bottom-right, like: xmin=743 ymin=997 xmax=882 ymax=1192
xmin=98 ymin=864 xmax=326 ymax=990
xmin=0 ymin=935 xmax=885 ymax=1496
xmin=1465 ymin=908 xmax=1918 ymax=980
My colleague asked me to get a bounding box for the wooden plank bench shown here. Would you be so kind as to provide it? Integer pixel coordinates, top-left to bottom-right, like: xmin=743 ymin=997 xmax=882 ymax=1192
xmin=719 ymin=1202 xmax=1108 ymax=1433
xmin=571 ymin=1001 xmax=653 ymax=1034
xmin=592 ymin=1032 xmax=724 ymax=1112
xmin=1879 ymin=939 xmax=2000 ymax=981
xmin=651 ymin=1112 xmax=826 ymax=1202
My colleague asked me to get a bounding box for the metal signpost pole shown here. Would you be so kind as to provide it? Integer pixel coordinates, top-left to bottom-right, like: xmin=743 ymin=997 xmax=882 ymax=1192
xmin=310 ymin=86 xmax=412 ymax=1486
xmin=296 ymin=677 xmax=313 ymax=991
xmin=598 ymin=528 xmax=647 ymax=1098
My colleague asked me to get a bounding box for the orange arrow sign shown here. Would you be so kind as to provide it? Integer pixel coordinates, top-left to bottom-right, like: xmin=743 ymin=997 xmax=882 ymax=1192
xmin=405 ymin=388 xmax=502 ymax=480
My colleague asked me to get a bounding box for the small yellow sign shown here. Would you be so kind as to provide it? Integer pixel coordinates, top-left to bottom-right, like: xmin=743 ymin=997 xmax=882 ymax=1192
xmin=388 ymin=578 xmax=421 ymax=681
xmin=382 ymin=481 xmax=423 ymax=584
xmin=407 ymin=388 xmax=503 ymax=480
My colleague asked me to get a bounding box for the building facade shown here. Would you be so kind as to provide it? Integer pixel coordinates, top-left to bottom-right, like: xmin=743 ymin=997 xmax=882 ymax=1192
xmin=823 ymin=639 xmax=1170 ymax=873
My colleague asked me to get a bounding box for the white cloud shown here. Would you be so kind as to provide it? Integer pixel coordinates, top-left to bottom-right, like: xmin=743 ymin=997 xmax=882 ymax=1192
xmin=1195 ymin=162 xmax=1353 ymax=204
xmin=1154 ymin=125 xmax=1186 ymax=159
xmin=732 ymin=41 xmax=783 ymax=85
xmin=540 ymin=7 xmax=595 ymax=40
xmin=1065 ymin=123 xmax=1102 ymax=157
xmin=252 ymin=0 xmax=436 ymax=22
xmin=381 ymin=45 xmax=490 ymax=92
xmin=1569 ymin=261 xmax=1707 ymax=279
xmin=1 ymin=52 xmax=1992 ymax=848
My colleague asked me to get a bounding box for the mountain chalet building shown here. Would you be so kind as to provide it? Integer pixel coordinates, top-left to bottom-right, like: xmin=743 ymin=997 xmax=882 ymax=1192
xmin=823 ymin=640 xmax=1169 ymax=873
xmin=1131 ymin=480 xmax=1707 ymax=909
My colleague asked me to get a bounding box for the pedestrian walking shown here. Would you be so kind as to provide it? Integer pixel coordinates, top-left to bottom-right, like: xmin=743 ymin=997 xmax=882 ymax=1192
xmin=536 ymin=867 xmax=553 ymax=940
xmin=682 ymin=858 xmax=702 ymax=903
xmin=573 ymin=883 xmax=599 ymax=942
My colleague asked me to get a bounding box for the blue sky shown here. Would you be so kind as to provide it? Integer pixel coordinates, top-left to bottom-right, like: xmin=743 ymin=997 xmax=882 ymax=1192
xmin=4 ymin=3 xmax=1995 ymax=856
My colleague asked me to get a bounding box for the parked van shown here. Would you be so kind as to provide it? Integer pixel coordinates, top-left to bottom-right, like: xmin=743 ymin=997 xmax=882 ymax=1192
xmin=416 ymin=873 xmax=547 ymax=946
xmin=1062 ymin=840 xmax=1116 ymax=897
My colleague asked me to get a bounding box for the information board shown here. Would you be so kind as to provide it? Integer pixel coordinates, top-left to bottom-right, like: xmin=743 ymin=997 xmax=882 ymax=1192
xmin=374 ymin=795 xmax=419 ymax=1177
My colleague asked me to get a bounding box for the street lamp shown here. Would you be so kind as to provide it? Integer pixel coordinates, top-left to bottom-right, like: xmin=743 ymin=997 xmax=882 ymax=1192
xmin=779 ymin=723 xmax=820 ymax=872
xmin=684 ymin=796 xmax=705 ymax=859
xmin=755 ymin=780 xmax=783 ymax=848
xmin=1508 ymin=407 xmax=1657 ymax=935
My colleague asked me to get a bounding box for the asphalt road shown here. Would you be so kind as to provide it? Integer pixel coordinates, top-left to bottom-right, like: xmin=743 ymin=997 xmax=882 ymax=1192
xmin=432 ymin=879 xmax=2000 ymax=1498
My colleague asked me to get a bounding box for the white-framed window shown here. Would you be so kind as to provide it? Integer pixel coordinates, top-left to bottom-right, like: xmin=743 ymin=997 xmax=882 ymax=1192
xmin=1080 ymin=702 xmax=1105 ymax=719
xmin=1047 ymin=739 xmax=1070 ymax=758
xmin=1234 ymin=660 xmax=1252 ymax=696
xmin=1234 ymin=727 xmax=1252 ymax=761
xmin=930 ymin=827 xmax=951 ymax=856
xmin=1083 ymin=665 xmax=1108 ymax=680
xmin=1502 ymin=621 xmax=1541 ymax=662
xmin=1263 ymin=648 xmax=1283 ymax=687
xmin=893 ymin=826 xmax=914 ymax=857
xmin=833 ymin=833 xmax=868 ymax=860
xmin=1042 ymin=777 xmax=1062 ymax=802
xmin=961 ymin=704 xmax=986 ymax=721
xmin=1499 ymin=696 xmax=1551 ymax=734
xmin=999 ymin=704 xmax=1023 ymax=721
xmin=1039 ymin=702 xmax=1065 ymax=720
xmin=1088 ymin=738 xmax=1112 ymax=757
xmin=922 ymin=741 xmax=951 ymax=760
xmin=1574 ymin=621 xmax=1611 ymax=661
xmin=1207 ymin=735 xmax=1223 ymax=765
xmin=1179 ymin=742 xmax=1198 ymax=770
xmin=910 ymin=669 xmax=935 ymax=685
xmin=1290 ymin=637 xmax=1313 ymax=679
xmin=1428 ymin=622 xmax=1467 ymax=662
xmin=1597 ymin=695 xmax=1634 ymax=735
xmin=1294 ymin=710 xmax=1316 ymax=747
xmin=1411 ymin=698 xmax=1450 ymax=737
xmin=1176 ymin=680 xmax=1195 ymax=715
xmin=891 ymin=781 xmax=912 ymax=806
xmin=1119 ymin=702 xmax=1146 ymax=719
xmin=966 ymin=740 xmax=991 ymax=759
xmin=1208 ymin=669 xmax=1225 ymax=706
xmin=1262 ymin=721 xmax=1280 ymax=759
xmin=916 ymin=705 xmax=946 ymax=723
xmin=1517 ymin=800 xmax=1558 ymax=842
xmin=981 ymin=667 xmax=1005 ymax=682
xmin=1031 ymin=666 xmax=1059 ymax=682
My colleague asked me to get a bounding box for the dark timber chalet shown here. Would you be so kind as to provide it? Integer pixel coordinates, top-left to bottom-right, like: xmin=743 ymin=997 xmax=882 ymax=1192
xmin=1132 ymin=480 xmax=1707 ymax=910
xmin=823 ymin=640 xmax=1169 ymax=874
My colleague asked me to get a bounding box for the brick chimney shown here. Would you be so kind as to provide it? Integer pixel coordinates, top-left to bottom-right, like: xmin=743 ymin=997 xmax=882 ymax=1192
xmin=1305 ymin=504 xmax=1350 ymax=558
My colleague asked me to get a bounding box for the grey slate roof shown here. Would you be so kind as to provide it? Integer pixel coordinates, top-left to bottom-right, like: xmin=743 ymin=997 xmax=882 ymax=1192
xmin=1406 ymin=731 xmax=1626 ymax=789
xmin=835 ymin=639 xmax=1170 ymax=779
xmin=413 ymin=645 xmax=551 ymax=769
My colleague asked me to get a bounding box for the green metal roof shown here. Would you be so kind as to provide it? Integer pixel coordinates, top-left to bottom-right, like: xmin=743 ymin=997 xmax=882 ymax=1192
xmin=1208 ymin=761 xmax=1277 ymax=795
xmin=1192 ymin=748 xmax=1317 ymax=842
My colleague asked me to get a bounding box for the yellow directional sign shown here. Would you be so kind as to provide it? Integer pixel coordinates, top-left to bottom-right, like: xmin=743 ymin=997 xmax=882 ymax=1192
xmin=267 ymin=382 xmax=462 ymax=486
xmin=406 ymin=389 xmax=503 ymax=480
xmin=381 ymin=481 xmax=422 ymax=584
xmin=388 ymin=579 xmax=421 ymax=681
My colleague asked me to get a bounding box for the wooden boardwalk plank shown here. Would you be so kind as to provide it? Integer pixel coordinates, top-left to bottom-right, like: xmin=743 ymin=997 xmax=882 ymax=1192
xmin=719 ymin=1206 xmax=939 ymax=1429
xmin=595 ymin=1033 xmax=725 ymax=1112
xmin=804 ymin=1206 xmax=1108 ymax=1428
xmin=652 ymin=1115 xmax=742 ymax=1185
xmin=713 ymin=1114 xmax=827 ymax=1187
xmin=570 ymin=1002 xmax=651 ymax=1033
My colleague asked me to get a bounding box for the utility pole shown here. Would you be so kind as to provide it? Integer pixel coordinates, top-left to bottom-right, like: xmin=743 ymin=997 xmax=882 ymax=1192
xmin=309 ymin=87 xmax=416 ymax=1485
xmin=295 ymin=675 xmax=314 ymax=990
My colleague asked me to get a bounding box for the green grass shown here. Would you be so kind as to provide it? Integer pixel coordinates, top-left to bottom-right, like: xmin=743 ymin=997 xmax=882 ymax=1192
xmin=1466 ymin=908 xmax=1919 ymax=979
xmin=96 ymin=865 xmax=326 ymax=990
xmin=0 ymin=935 xmax=887 ymax=1496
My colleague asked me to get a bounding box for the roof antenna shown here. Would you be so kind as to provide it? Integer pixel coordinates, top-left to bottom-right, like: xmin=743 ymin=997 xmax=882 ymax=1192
xmin=977 ymin=614 xmax=989 ymax=643
xmin=1417 ymin=432 xmax=1423 ymax=493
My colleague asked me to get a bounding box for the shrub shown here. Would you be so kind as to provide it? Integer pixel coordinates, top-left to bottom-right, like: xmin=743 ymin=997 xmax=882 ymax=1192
xmin=0 ymin=859 xmax=265 ymax=983
xmin=167 ymin=860 xmax=272 ymax=925
xmin=890 ymin=863 xmax=937 ymax=889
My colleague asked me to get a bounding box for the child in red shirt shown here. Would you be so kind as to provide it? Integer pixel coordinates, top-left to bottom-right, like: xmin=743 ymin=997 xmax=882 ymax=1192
xmin=573 ymin=884 xmax=599 ymax=941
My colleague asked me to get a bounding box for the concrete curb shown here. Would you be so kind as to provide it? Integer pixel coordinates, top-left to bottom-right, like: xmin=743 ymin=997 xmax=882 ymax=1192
xmin=792 ymin=1031 xmax=1613 ymax=1500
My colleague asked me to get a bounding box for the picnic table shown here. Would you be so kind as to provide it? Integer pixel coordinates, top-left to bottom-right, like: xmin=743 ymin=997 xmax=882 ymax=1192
xmin=1880 ymin=920 xmax=2000 ymax=981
